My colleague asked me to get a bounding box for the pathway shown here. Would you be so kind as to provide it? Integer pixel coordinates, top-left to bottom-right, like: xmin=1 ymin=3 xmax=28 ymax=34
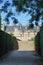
xmin=0 ymin=41 xmax=42 ymax=65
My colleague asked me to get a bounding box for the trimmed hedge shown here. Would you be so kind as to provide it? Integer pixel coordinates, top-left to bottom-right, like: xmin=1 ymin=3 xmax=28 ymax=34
xmin=0 ymin=30 xmax=18 ymax=57
xmin=35 ymin=25 xmax=43 ymax=58
xmin=40 ymin=25 xmax=43 ymax=57
xmin=35 ymin=32 xmax=41 ymax=55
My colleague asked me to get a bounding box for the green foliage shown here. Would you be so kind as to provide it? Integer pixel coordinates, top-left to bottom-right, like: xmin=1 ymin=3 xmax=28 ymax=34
xmin=35 ymin=0 xmax=43 ymax=8
xmin=10 ymin=33 xmax=14 ymax=36
xmin=35 ymin=22 xmax=38 ymax=26
xmin=0 ymin=30 xmax=18 ymax=57
xmin=0 ymin=0 xmax=43 ymax=24
xmin=34 ymin=32 xmax=41 ymax=55
xmin=13 ymin=18 xmax=18 ymax=24
xmin=0 ymin=0 xmax=3 ymax=3
xmin=40 ymin=25 xmax=43 ymax=57
xmin=29 ymin=23 xmax=34 ymax=29
xmin=35 ymin=25 xmax=43 ymax=58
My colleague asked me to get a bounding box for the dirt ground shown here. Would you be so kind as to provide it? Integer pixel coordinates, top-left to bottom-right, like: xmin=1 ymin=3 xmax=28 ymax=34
xmin=18 ymin=41 xmax=35 ymax=51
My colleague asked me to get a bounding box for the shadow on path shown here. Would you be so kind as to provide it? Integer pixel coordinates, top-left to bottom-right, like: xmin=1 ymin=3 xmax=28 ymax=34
xmin=0 ymin=50 xmax=42 ymax=65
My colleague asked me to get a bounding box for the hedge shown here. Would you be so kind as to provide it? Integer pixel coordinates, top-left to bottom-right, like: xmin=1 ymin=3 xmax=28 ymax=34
xmin=0 ymin=30 xmax=18 ymax=57
xmin=35 ymin=25 xmax=43 ymax=58
xmin=40 ymin=25 xmax=43 ymax=57
xmin=34 ymin=32 xmax=41 ymax=55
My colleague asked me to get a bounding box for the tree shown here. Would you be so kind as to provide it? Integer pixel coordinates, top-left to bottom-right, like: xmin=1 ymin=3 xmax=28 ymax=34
xmin=13 ymin=18 xmax=18 ymax=25
xmin=0 ymin=0 xmax=3 ymax=3
xmin=0 ymin=0 xmax=43 ymax=24
xmin=35 ymin=22 xmax=38 ymax=26
xmin=29 ymin=23 xmax=34 ymax=29
xmin=12 ymin=0 xmax=43 ymax=23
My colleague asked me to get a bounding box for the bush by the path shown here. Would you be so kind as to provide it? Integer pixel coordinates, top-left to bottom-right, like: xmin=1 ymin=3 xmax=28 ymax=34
xmin=0 ymin=30 xmax=18 ymax=57
xmin=35 ymin=25 xmax=43 ymax=58
xmin=40 ymin=25 xmax=43 ymax=57
xmin=35 ymin=32 xmax=41 ymax=55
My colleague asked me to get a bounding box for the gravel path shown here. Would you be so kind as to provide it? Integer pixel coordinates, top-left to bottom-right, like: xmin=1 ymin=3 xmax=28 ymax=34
xmin=18 ymin=41 xmax=35 ymax=51
xmin=0 ymin=41 xmax=42 ymax=65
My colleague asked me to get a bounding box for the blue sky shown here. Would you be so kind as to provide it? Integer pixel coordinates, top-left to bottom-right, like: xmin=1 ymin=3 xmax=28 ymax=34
xmin=0 ymin=0 xmax=42 ymax=26
xmin=14 ymin=12 xmax=31 ymax=25
xmin=0 ymin=0 xmax=32 ymax=25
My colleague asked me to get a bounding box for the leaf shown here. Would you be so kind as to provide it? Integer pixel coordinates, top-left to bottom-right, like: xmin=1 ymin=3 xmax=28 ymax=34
xmin=13 ymin=18 xmax=18 ymax=24
xmin=0 ymin=0 xmax=3 ymax=3
xmin=4 ymin=17 xmax=10 ymax=24
xmin=7 ymin=11 xmax=13 ymax=17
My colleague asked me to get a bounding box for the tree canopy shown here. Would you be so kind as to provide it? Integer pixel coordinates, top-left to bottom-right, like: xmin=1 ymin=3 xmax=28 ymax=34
xmin=0 ymin=0 xmax=43 ymax=25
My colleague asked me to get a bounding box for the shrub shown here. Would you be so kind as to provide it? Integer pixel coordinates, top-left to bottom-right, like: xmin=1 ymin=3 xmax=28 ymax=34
xmin=34 ymin=32 xmax=41 ymax=55
xmin=34 ymin=25 xmax=43 ymax=58
xmin=40 ymin=25 xmax=43 ymax=57
xmin=0 ymin=30 xmax=18 ymax=57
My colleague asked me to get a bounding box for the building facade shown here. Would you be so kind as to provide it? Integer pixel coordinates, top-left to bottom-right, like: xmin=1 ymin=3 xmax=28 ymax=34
xmin=2 ymin=25 xmax=35 ymax=41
